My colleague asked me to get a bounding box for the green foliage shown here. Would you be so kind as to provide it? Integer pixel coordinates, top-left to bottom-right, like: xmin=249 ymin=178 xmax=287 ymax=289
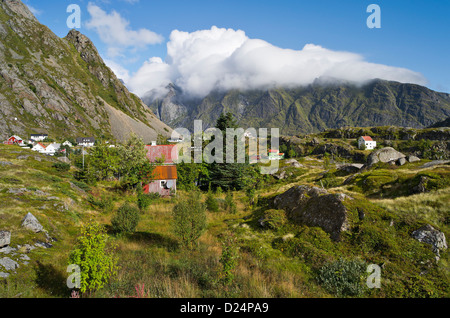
xmin=111 ymin=202 xmax=141 ymax=234
xmin=316 ymin=258 xmax=367 ymax=297
xmin=87 ymin=194 xmax=114 ymax=213
xmin=224 ymin=191 xmax=237 ymax=214
xmin=219 ymin=232 xmax=239 ymax=286
xmin=137 ymin=190 xmax=159 ymax=211
xmin=68 ymin=222 xmax=118 ymax=294
xmin=52 ymin=162 xmax=71 ymax=172
xmin=172 ymin=191 xmax=207 ymax=249
xmin=261 ymin=209 xmax=287 ymax=229
xmin=205 ymin=190 xmax=219 ymax=212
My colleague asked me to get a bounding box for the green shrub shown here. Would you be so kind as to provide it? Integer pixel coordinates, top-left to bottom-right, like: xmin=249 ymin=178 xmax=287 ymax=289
xmin=68 ymin=222 xmax=118 ymax=294
xmin=261 ymin=209 xmax=287 ymax=229
xmin=219 ymin=233 xmax=239 ymax=286
xmin=224 ymin=192 xmax=237 ymax=214
xmin=88 ymin=195 xmax=114 ymax=213
xmin=53 ymin=162 xmax=71 ymax=172
xmin=137 ymin=191 xmax=159 ymax=211
xmin=316 ymin=258 xmax=367 ymax=297
xmin=172 ymin=191 xmax=207 ymax=249
xmin=111 ymin=203 xmax=141 ymax=234
xmin=205 ymin=191 xmax=219 ymax=212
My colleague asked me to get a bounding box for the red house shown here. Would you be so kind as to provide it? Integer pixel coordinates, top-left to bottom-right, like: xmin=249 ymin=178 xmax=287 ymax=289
xmin=144 ymin=144 xmax=179 ymax=196
xmin=143 ymin=165 xmax=178 ymax=197
xmin=4 ymin=135 xmax=24 ymax=146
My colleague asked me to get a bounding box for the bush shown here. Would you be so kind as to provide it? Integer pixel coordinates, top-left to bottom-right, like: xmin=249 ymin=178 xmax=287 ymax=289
xmin=87 ymin=195 xmax=114 ymax=213
xmin=111 ymin=203 xmax=141 ymax=234
xmin=219 ymin=232 xmax=239 ymax=286
xmin=261 ymin=209 xmax=287 ymax=229
xmin=205 ymin=191 xmax=219 ymax=212
xmin=224 ymin=192 xmax=237 ymax=214
xmin=172 ymin=191 xmax=207 ymax=249
xmin=316 ymin=258 xmax=367 ymax=297
xmin=137 ymin=191 xmax=159 ymax=211
xmin=53 ymin=162 xmax=71 ymax=172
xmin=68 ymin=222 xmax=118 ymax=294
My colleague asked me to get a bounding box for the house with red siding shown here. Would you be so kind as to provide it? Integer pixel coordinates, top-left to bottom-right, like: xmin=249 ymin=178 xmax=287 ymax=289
xmin=3 ymin=136 xmax=25 ymax=146
xmin=144 ymin=144 xmax=179 ymax=196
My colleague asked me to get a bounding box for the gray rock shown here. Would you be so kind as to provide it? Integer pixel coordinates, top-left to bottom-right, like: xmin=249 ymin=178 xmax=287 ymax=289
xmin=412 ymin=225 xmax=447 ymax=257
xmin=0 ymin=246 xmax=16 ymax=254
xmin=274 ymin=185 xmax=350 ymax=241
xmin=337 ymin=164 xmax=364 ymax=174
xmin=407 ymin=155 xmax=421 ymax=163
xmin=34 ymin=241 xmax=52 ymax=249
xmin=285 ymin=159 xmax=304 ymax=168
xmin=0 ymin=161 xmax=13 ymax=166
xmin=8 ymin=188 xmax=29 ymax=195
xmin=0 ymin=231 xmax=11 ymax=248
xmin=398 ymin=157 xmax=407 ymax=166
xmin=0 ymin=272 xmax=9 ymax=278
xmin=21 ymin=213 xmax=44 ymax=233
xmin=367 ymin=147 xmax=406 ymax=166
xmin=419 ymin=160 xmax=450 ymax=169
xmin=0 ymin=257 xmax=19 ymax=271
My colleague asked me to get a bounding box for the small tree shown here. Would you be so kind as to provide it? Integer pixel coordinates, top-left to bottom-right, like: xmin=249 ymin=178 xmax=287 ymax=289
xmin=172 ymin=191 xmax=207 ymax=249
xmin=205 ymin=186 xmax=219 ymax=212
xmin=68 ymin=222 xmax=118 ymax=295
xmin=219 ymin=232 xmax=239 ymax=286
xmin=111 ymin=202 xmax=141 ymax=234
xmin=224 ymin=191 xmax=237 ymax=214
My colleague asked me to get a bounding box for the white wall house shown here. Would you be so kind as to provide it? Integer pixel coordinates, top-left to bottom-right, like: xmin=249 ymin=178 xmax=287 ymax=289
xmin=62 ymin=141 xmax=73 ymax=147
xmin=30 ymin=134 xmax=48 ymax=142
xmin=45 ymin=143 xmax=61 ymax=156
xmin=76 ymin=137 xmax=95 ymax=147
xmin=32 ymin=143 xmax=46 ymax=153
xmin=358 ymin=136 xmax=377 ymax=150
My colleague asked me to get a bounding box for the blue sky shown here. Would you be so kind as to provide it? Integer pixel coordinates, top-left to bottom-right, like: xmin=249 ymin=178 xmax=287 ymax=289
xmin=23 ymin=0 xmax=450 ymax=96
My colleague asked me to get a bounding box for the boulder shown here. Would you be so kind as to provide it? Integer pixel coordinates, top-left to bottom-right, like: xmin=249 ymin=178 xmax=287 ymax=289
xmin=407 ymin=155 xmax=421 ymax=163
xmin=21 ymin=213 xmax=44 ymax=233
xmin=398 ymin=157 xmax=407 ymax=166
xmin=337 ymin=164 xmax=364 ymax=174
xmin=0 ymin=231 xmax=11 ymax=248
xmin=412 ymin=225 xmax=447 ymax=258
xmin=367 ymin=147 xmax=406 ymax=166
xmin=274 ymin=185 xmax=351 ymax=241
xmin=285 ymin=159 xmax=304 ymax=168
xmin=0 ymin=257 xmax=19 ymax=271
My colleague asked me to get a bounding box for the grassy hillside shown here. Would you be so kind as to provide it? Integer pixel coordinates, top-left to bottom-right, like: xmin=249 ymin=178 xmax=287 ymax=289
xmin=1 ymin=141 xmax=448 ymax=298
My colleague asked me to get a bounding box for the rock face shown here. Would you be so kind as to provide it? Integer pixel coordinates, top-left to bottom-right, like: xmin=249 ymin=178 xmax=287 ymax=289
xmin=412 ymin=225 xmax=448 ymax=258
xmin=21 ymin=213 xmax=44 ymax=233
xmin=367 ymin=147 xmax=407 ymax=166
xmin=0 ymin=231 xmax=11 ymax=248
xmin=0 ymin=257 xmax=19 ymax=271
xmin=273 ymin=185 xmax=351 ymax=241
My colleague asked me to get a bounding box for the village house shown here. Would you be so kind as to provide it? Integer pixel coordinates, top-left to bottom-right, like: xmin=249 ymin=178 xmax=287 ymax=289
xmin=76 ymin=137 xmax=95 ymax=147
xmin=32 ymin=142 xmax=46 ymax=153
xmin=268 ymin=149 xmax=285 ymax=160
xmin=45 ymin=143 xmax=61 ymax=156
xmin=3 ymin=135 xmax=25 ymax=146
xmin=30 ymin=134 xmax=48 ymax=142
xmin=358 ymin=136 xmax=377 ymax=150
xmin=62 ymin=141 xmax=73 ymax=148
xmin=143 ymin=144 xmax=179 ymax=196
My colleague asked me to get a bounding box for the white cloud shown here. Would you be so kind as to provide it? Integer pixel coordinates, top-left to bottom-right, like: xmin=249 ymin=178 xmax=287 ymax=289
xmin=86 ymin=2 xmax=163 ymax=57
xmin=126 ymin=26 xmax=427 ymax=99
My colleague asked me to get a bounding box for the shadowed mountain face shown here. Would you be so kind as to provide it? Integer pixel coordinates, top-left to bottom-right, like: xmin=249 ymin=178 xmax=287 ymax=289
xmin=0 ymin=0 xmax=172 ymax=143
xmin=145 ymin=79 xmax=450 ymax=134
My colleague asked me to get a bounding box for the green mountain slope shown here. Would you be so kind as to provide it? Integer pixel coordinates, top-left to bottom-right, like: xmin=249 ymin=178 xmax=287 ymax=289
xmin=0 ymin=0 xmax=172 ymax=143
xmin=146 ymin=79 xmax=450 ymax=134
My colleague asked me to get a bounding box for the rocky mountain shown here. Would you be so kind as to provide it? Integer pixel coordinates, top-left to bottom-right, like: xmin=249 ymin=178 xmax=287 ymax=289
xmin=145 ymin=79 xmax=450 ymax=135
xmin=0 ymin=0 xmax=172 ymax=143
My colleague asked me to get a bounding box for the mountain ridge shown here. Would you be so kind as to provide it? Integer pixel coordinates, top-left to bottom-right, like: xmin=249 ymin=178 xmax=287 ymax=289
xmin=0 ymin=0 xmax=172 ymax=143
xmin=144 ymin=79 xmax=450 ymax=135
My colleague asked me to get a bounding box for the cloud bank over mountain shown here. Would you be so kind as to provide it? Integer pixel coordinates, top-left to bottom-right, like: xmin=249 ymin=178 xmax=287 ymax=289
xmin=120 ymin=26 xmax=427 ymax=100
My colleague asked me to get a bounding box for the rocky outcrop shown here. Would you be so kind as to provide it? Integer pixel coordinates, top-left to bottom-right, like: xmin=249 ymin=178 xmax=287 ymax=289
xmin=273 ymin=185 xmax=352 ymax=241
xmin=367 ymin=147 xmax=406 ymax=166
xmin=0 ymin=231 xmax=10 ymax=248
xmin=412 ymin=225 xmax=447 ymax=260
xmin=21 ymin=213 xmax=44 ymax=233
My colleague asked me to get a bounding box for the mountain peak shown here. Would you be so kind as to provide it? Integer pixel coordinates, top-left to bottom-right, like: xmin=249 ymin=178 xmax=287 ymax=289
xmin=65 ymin=29 xmax=102 ymax=65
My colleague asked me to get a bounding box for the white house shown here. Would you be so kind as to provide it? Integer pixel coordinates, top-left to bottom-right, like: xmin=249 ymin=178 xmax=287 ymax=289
xmin=76 ymin=137 xmax=95 ymax=147
xmin=358 ymin=136 xmax=377 ymax=150
xmin=45 ymin=143 xmax=61 ymax=156
xmin=30 ymin=134 xmax=48 ymax=142
xmin=62 ymin=141 xmax=73 ymax=147
xmin=32 ymin=142 xmax=46 ymax=153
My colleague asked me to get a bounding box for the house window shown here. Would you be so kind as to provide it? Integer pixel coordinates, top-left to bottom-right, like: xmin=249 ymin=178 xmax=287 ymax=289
xmin=160 ymin=181 xmax=167 ymax=188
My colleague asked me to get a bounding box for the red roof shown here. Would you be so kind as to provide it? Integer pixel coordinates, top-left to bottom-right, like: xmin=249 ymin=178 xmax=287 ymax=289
xmin=361 ymin=136 xmax=374 ymax=141
xmin=152 ymin=165 xmax=178 ymax=180
xmin=145 ymin=145 xmax=178 ymax=164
